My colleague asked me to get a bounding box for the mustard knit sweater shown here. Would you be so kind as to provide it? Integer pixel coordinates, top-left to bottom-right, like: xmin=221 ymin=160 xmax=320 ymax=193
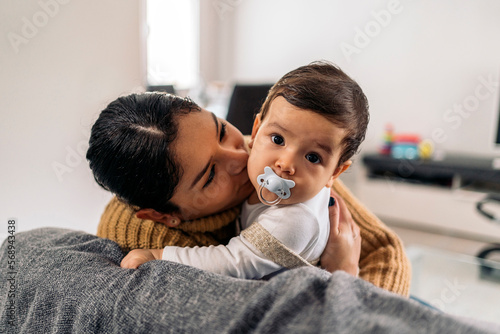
xmin=97 ymin=179 xmax=411 ymax=296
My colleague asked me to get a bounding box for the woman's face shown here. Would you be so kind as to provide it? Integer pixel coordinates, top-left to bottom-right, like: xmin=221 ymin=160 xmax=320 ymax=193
xmin=169 ymin=109 xmax=254 ymax=220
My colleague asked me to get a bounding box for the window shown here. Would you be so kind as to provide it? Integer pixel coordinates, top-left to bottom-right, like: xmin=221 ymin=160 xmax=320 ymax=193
xmin=146 ymin=0 xmax=199 ymax=90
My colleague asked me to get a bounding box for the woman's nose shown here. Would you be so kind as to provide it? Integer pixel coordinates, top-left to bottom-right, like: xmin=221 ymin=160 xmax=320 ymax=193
xmin=222 ymin=147 xmax=248 ymax=175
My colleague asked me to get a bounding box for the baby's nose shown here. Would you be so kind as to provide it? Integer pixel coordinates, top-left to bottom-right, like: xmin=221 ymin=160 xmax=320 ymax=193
xmin=275 ymin=154 xmax=296 ymax=175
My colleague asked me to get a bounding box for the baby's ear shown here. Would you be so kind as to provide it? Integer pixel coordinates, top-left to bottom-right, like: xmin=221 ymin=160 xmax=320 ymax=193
xmin=326 ymin=160 xmax=352 ymax=188
xmin=249 ymin=114 xmax=262 ymax=147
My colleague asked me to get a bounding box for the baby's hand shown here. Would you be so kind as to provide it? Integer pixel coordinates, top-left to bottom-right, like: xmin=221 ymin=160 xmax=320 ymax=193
xmin=121 ymin=249 xmax=163 ymax=269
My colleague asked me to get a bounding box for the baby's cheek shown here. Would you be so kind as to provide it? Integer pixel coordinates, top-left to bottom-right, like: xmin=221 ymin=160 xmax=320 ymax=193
xmin=246 ymin=164 xmax=256 ymax=183
xmin=288 ymin=185 xmax=309 ymax=204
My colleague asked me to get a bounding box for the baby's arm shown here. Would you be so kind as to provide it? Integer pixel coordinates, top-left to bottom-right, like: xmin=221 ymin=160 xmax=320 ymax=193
xmin=160 ymin=206 xmax=322 ymax=278
xmin=121 ymin=235 xmax=282 ymax=279
xmin=161 ymin=236 xmax=281 ymax=279
xmin=121 ymin=207 xmax=320 ymax=277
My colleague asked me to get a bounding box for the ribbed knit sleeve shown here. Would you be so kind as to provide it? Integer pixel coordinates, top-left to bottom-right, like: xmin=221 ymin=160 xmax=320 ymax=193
xmin=332 ymin=179 xmax=411 ymax=297
xmin=97 ymin=197 xmax=239 ymax=252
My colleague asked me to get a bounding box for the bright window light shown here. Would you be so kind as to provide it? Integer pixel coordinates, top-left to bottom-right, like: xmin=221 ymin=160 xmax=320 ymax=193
xmin=147 ymin=0 xmax=199 ymax=89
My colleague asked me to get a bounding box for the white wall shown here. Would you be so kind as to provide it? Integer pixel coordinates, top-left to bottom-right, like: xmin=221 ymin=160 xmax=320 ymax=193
xmin=0 ymin=0 xmax=145 ymax=237
xmin=200 ymin=0 xmax=237 ymax=84
xmin=2 ymin=0 xmax=500 ymax=238
xmin=219 ymin=0 xmax=500 ymax=157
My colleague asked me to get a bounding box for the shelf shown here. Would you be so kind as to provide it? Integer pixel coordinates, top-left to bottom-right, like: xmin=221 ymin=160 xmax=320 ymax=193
xmin=362 ymin=154 xmax=500 ymax=193
xmin=358 ymin=153 xmax=500 ymax=243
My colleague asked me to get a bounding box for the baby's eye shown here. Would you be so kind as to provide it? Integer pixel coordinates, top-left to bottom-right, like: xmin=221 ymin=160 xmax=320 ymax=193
xmin=271 ymin=135 xmax=284 ymax=146
xmin=306 ymin=153 xmax=321 ymax=164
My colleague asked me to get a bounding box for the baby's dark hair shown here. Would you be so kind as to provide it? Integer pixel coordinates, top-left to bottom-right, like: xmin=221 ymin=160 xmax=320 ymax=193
xmin=86 ymin=92 xmax=200 ymax=213
xmin=259 ymin=61 xmax=370 ymax=166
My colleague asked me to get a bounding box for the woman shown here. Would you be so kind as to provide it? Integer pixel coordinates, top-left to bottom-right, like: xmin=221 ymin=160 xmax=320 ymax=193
xmin=87 ymin=73 xmax=410 ymax=295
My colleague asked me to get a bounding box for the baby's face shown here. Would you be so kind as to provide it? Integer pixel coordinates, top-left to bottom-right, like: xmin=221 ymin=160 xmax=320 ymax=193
xmin=248 ymin=96 xmax=348 ymax=205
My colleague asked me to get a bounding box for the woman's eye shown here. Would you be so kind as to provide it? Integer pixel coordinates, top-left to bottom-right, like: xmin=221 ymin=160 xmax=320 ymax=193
xmin=306 ymin=153 xmax=321 ymax=164
xmin=203 ymin=165 xmax=215 ymax=188
xmin=271 ymin=135 xmax=284 ymax=146
xmin=219 ymin=121 xmax=227 ymax=142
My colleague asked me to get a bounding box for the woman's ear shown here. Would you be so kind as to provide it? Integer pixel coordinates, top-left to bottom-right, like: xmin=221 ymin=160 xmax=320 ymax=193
xmin=326 ymin=160 xmax=352 ymax=188
xmin=136 ymin=209 xmax=182 ymax=227
xmin=248 ymin=113 xmax=262 ymax=149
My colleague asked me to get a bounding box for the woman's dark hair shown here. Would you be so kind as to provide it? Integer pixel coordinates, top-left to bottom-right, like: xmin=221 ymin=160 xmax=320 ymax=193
xmin=86 ymin=92 xmax=200 ymax=213
xmin=259 ymin=61 xmax=370 ymax=166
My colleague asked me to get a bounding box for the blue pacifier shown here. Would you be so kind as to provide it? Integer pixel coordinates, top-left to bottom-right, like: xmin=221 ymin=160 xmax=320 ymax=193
xmin=257 ymin=166 xmax=295 ymax=205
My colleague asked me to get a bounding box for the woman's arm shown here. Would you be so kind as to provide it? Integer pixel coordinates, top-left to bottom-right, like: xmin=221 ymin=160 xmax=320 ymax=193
xmin=319 ymin=190 xmax=361 ymax=276
xmin=330 ymin=179 xmax=411 ymax=296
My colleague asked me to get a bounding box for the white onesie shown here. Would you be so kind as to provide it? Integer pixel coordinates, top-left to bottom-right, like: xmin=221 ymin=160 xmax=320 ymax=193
xmin=162 ymin=187 xmax=330 ymax=279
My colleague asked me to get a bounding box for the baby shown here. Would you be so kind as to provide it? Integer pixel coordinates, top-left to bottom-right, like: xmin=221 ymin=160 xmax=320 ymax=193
xmin=121 ymin=61 xmax=369 ymax=278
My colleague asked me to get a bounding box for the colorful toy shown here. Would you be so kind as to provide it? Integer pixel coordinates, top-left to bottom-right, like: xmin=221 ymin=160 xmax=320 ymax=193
xmin=391 ymin=134 xmax=420 ymax=159
xmin=379 ymin=124 xmax=394 ymax=155
xmin=379 ymin=125 xmax=434 ymax=160
xmin=418 ymin=139 xmax=434 ymax=160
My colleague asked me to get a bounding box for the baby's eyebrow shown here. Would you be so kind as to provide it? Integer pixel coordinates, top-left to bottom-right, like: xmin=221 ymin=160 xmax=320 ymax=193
xmin=315 ymin=141 xmax=333 ymax=155
xmin=267 ymin=120 xmax=335 ymax=156
xmin=267 ymin=122 xmax=289 ymax=134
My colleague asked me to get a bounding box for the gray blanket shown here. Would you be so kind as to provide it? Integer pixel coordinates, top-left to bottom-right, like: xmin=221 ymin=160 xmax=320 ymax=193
xmin=1 ymin=228 xmax=499 ymax=334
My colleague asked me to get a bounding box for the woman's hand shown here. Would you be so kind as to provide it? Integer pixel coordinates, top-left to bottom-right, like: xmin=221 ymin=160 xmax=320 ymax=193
xmin=319 ymin=188 xmax=361 ymax=276
xmin=121 ymin=249 xmax=163 ymax=269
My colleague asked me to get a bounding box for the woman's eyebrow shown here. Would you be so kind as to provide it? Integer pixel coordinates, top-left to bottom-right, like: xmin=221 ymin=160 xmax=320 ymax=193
xmin=190 ymin=113 xmax=218 ymax=189
xmin=210 ymin=112 xmax=219 ymax=136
